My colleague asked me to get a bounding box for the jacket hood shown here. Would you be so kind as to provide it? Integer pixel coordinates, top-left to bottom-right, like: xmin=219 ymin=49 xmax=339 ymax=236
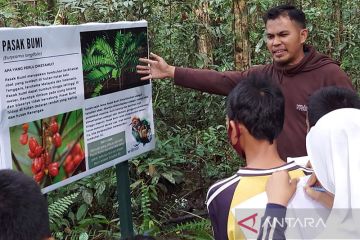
xmin=273 ymin=45 xmax=339 ymax=76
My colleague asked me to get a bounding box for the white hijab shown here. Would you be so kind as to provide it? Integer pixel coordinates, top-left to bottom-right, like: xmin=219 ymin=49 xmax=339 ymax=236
xmin=306 ymin=108 xmax=360 ymax=238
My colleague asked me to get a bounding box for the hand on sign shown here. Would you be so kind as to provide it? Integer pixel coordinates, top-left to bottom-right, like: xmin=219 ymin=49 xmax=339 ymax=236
xmin=137 ymin=53 xmax=175 ymax=80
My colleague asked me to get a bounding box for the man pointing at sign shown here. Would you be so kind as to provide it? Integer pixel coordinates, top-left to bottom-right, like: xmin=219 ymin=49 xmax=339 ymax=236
xmin=137 ymin=4 xmax=354 ymax=159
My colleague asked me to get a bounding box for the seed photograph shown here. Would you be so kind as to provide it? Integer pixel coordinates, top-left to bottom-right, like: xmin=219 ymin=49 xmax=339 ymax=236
xmin=9 ymin=109 xmax=85 ymax=187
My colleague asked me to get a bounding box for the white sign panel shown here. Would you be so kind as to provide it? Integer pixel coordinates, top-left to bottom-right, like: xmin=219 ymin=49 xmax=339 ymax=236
xmin=0 ymin=21 xmax=154 ymax=193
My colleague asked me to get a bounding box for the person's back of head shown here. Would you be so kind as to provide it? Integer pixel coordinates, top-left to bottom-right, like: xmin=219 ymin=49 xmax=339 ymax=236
xmin=226 ymin=73 xmax=284 ymax=144
xmin=263 ymin=4 xmax=306 ymax=28
xmin=0 ymin=169 xmax=51 ymax=240
xmin=307 ymin=86 xmax=360 ymax=128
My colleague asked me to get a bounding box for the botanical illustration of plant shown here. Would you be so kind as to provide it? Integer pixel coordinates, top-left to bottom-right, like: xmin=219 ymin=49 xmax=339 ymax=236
xmin=82 ymin=31 xmax=145 ymax=97
xmin=10 ymin=110 xmax=85 ymax=188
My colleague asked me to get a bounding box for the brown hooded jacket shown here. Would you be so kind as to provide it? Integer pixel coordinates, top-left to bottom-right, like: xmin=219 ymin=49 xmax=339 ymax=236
xmin=174 ymin=45 xmax=354 ymax=160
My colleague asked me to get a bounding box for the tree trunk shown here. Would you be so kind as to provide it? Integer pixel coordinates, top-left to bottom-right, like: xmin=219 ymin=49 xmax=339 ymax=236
xmin=195 ymin=1 xmax=213 ymax=68
xmin=233 ymin=0 xmax=250 ymax=71
xmin=333 ymin=0 xmax=343 ymax=60
xmin=286 ymin=0 xmax=297 ymax=5
xmin=0 ymin=18 xmax=5 ymax=27
xmin=46 ymin=0 xmax=56 ymax=22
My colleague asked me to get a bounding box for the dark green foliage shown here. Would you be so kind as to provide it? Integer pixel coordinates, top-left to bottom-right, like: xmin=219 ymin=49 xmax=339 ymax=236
xmin=48 ymin=169 xmax=121 ymax=239
xmin=48 ymin=192 xmax=79 ymax=226
xmin=82 ymin=31 xmax=145 ymax=95
xmin=164 ymin=219 xmax=214 ymax=240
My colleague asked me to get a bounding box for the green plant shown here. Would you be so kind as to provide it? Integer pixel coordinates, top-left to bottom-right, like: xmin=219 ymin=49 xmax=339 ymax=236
xmin=82 ymin=31 xmax=145 ymax=96
xmin=48 ymin=192 xmax=79 ymax=238
xmin=137 ymin=181 xmax=159 ymax=234
xmin=48 ymin=169 xmax=120 ymax=239
xmin=164 ymin=219 xmax=214 ymax=240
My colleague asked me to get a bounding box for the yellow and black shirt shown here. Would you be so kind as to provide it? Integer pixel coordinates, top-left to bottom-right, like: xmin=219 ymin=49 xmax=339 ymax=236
xmin=206 ymin=161 xmax=311 ymax=240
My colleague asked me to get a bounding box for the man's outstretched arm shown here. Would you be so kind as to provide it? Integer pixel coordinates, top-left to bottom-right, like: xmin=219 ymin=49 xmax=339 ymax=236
xmin=137 ymin=53 xmax=266 ymax=96
xmin=137 ymin=53 xmax=175 ymax=80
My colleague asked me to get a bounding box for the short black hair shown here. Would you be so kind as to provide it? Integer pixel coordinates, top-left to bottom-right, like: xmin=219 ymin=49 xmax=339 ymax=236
xmin=308 ymin=86 xmax=360 ymax=127
xmin=226 ymin=73 xmax=285 ymax=144
xmin=263 ymin=4 xmax=306 ymax=29
xmin=0 ymin=170 xmax=51 ymax=240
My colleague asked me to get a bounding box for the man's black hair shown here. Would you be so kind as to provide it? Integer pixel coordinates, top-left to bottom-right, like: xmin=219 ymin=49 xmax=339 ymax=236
xmin=0 ymin=170 xmax=51 ymax=240
xmin=263 ymin=4 xmax=306 ymax=29
xmin=308 ymin=86 xmax=360 ymax=127
xmin=226 ymin=73 xmax=284 ymax=144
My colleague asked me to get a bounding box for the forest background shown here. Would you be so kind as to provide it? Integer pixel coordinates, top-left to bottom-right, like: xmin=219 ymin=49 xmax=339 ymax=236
xmin=1 ymin=0 xmax=359 ymax=239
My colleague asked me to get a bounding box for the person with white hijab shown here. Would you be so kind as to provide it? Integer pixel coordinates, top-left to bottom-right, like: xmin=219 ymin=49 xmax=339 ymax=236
xmin=258 ymin=108 xmax=360 ymax=239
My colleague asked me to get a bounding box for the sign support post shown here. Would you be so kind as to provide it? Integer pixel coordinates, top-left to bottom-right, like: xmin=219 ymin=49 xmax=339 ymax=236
xmin=116 ymin=160 xmax=134 ymax=239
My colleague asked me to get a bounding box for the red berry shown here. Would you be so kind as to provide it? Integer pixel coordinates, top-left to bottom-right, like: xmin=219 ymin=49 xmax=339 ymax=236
xmin=22 ymin=123 xmax=29 ymax=132
xmin=51 ymin=162 xmax=59 ymax=168
xmin=32 ymin=157 xmax=43 ymax=173
xmin=31 ymin=164 xmax=37 ymax=174
xmin=53 ymin=133 xmax=62 ymax=147
xmin=43 ymin=152 xmax=51 ymax=165
xmin=19 ymin=133 xmax=28 ymax=145
xmin=48 ymin=162 xmax=59 ymax=177
xmin=29 ymin=137 xmax=38 ymax=152
xmin=64 ymin=155 xmax=73 ymax=166
xmin=28 ymin=150 xmax=36 ymax=159
xmin=49 ymin=121 xmax=59 ymax=134
xmin=71 ymin=143 xmax=82 ymax=156
xmin=34 ymin=171 xmax=44 ymax=183
xmin=64 ymin=160 xmax=75 ymax=174
xmin=73 ymin=154 xmax=83 ymax=166
xmin=34 ymin=146 xmax=43 ymax=157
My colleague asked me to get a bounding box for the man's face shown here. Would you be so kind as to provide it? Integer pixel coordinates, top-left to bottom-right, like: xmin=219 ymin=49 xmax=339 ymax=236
xmin=265 ymin=15 xmax=308 ymax=66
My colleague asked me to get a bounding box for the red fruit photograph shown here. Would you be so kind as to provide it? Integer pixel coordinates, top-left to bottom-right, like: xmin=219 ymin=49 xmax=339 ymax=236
xmin=9 ymin=109 xmax=85 ymax=188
